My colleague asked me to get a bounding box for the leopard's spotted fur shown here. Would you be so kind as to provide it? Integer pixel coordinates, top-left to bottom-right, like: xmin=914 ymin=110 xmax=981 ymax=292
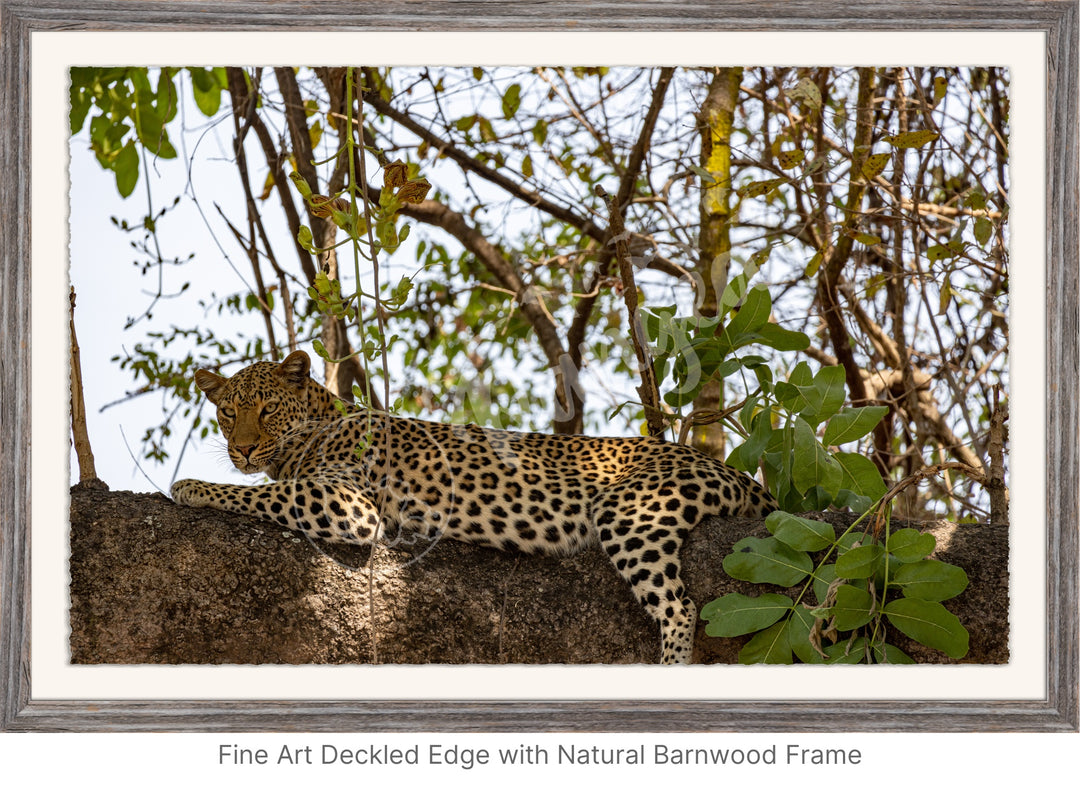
xmin=171 ymin=350 xmax=776 ymax=663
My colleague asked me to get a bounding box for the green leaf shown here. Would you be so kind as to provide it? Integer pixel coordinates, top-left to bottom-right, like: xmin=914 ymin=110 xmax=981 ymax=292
xmin=727 ymin=284 xmax=772 ymax=334
xmin=886 ymin=529 xmax=937 ymax=563
xmin=113 ymin=140 xmax=140 ymax=198
xmin=884 ymin=598 xmax=969 ymax=658
xmin=812 ymin=562 xmax=839 ymax=606
xmin=974 ymin=216 xmax=993 ymax=246
xmin=377 ymin=216 xmax=399 ymax=250
xmin=756 ymin=322 xmax=811 ymax=352
xmin=802 ymin=365 xmax=846 ymax=425
xmin=297 ymin=225 xmax=315 ymax=253
xmin=69 ymin=78 xmax=93 ymax=134
xmin=933 ymin=76 xmax=948 ymax=106
xmin=738 ymin=620 xmax=794 ymax=664
xmin=723 ymin=537 xmax=813 ymax=587
xmin=717 ymin=260 xmax=761 ymax=317
xmin=774 ymin=381 xmax=807 ymax=413
xmin=700 ymin=592 xmax=793 ymax=637
xmin=188 ymin=67 xmax=221 ymax=116
xmin=791 ymin=416 xmax=843 ymax=496
xmin=822 ymin=405 xmax=888 ymax=446
xmin=455 ymin=114 xmax=477 ymax=132
xmin=716 ymin=284 xmax=772 ymax=355
xmin=753 ymin=364 xmax=773 ymax=391
xmin=737 ymin=177 xmax=788 ymax=199
xmin=738 ymin=395 xmax=760 ymax=433
xmin=89 ymin=112 xmax=128 ymax=160
xmin=532 ymin=118 xmax=548 ymax=145
xmin=795 ymin=485 xmax=835 ymax=512
xmin=788 ymin=362 xmax=813 ymax=387
xmin=873 ymin=642 xmax=916 ymax=664
xmin=834 ymin=543 xmax=884 ymax=579
xmin=883 ymin=129 xmax=940 ymax=149
xmin=823 ymin=637 xmax=870 ymax=663
xmin=501 ymin=82 xmax=522 ymax=119
xmin=766 ymin=511 xmax=835 ymax=552
xmin=788 ymin=605 xmax=826 ymax=663
xmin=308 ymin=119 xmax=323 ymax=150
xmin=387 ymin=275 xmax=414 ymax=308
xmin=288 ymin=170 xmax=312 ymax=199
xmin=776 ymin=362 xmax=823 ymax=416
xmin=892 ymin=560 xmax=969 ymax=601
xmin=833 ymin=452 xmax=888 ymax=511
xmin=835 ymin=532 xmax=865 ymax=556
xmin=134 ymin=94 xmax=176 ymax=158
xmin=725 ymin=410 xmax=773 ymax=473
xmin=833 ymin=490 xmax=872 ymax=515
xmin=927 ymin=241 xmax=963 ymax=261
xmin=833 ymin=583 xmax=875 ymax=631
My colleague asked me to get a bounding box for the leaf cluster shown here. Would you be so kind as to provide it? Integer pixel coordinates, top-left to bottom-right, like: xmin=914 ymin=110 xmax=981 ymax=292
xmin=702 ymin=511 xmax=970 ymax=664
xmin=642 ymin=260 xmax=971 ymax=664
xmin=70 ymin=67 xmax=226 ymax=197
xmin=643 ymin=262 xmax=888 ymax=513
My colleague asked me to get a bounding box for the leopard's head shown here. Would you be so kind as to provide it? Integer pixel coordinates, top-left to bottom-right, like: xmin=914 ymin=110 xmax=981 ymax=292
xmin=194 ymin=350 xmax=315 ymax=475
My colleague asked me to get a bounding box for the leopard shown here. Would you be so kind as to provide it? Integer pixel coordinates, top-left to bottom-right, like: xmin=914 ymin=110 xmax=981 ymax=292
xmin=171 ymin=350 xmax=777 ymax=664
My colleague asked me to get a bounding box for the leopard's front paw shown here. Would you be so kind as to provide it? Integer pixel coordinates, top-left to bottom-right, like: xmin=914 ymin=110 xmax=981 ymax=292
xmin=170 ymin=479 xmax=206 ymax=506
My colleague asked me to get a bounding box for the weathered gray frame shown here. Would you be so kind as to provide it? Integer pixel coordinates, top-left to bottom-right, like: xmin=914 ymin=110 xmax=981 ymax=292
xmin=1 ymin=0 xmax=1076 ymax=732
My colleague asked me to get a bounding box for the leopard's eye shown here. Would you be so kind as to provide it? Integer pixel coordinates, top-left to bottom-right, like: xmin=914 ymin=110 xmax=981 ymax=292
xmin=262 ymin=402 xmax=279 ymax=417
xmin=220 ymin=406 xmax=236 ymax=419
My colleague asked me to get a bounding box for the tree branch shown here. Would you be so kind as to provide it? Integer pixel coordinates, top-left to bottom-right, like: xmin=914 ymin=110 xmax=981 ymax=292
xmin=598 ymin=186 xmax=664 ymax=437
xmin=568 ymin=67 xmax=675 ymax=367
xmin=226 ymin=68 xmax=280 ymax=360
xmin=361 ymin=80 xmax=606 ymax=241
xmin=361 ymin=71 xmax=690 ymax=286
xmin=816 ymin=67 xmax=877 ymax=412
xmin=69 ymin=287 xmax=103 ymax=487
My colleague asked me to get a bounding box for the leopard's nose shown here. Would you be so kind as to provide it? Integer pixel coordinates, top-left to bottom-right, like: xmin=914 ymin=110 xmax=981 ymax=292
xmin=235 ymin=444 xmax=256 ymax=458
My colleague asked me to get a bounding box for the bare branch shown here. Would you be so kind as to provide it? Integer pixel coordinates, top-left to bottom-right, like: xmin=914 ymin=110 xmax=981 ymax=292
xmin=598 ymin=186 xmax=664 ymax=437
xmin=69 ymin=287 xmax=103 ymax=487
xmin=568 ymin=68 xmax=675 ymax=367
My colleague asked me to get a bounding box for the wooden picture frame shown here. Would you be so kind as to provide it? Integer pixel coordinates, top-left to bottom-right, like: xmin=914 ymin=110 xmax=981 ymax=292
xmin=1 ymin=0 xmax=1076 ymax=732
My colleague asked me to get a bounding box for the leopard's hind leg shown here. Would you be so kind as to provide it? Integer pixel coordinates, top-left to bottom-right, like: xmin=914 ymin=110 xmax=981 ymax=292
xmin=171 ymin=478 xmax=382 ymax=546
xmin=591 ymin=475 xmax=704 ymax=665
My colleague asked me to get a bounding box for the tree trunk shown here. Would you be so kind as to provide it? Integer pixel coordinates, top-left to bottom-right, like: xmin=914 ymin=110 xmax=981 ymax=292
xmin=69 ymin=486 xmax=1007 ymax=665
xmin=693 ymin=67 xmax=742 ymax=458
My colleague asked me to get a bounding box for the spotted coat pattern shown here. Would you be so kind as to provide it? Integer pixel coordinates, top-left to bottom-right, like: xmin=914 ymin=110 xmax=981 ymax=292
xmin=171 ymin=351 xmax=776 ymax=664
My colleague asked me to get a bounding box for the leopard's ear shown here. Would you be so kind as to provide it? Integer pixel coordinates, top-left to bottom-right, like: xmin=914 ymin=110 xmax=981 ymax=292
xmin=278 ymin=350 xmax=311 ymax=391
xmin=194 ymin=369 xmax=228 ymax=404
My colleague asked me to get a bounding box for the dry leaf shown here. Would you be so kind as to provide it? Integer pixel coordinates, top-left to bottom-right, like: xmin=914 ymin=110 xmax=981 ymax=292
xmin=310 ymin=195 xmax=349 ymax=218
xmin=396 ymin=179 xmax=432 ymax=204
xmin=383 ymin=159 xmax=409 ymax=190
